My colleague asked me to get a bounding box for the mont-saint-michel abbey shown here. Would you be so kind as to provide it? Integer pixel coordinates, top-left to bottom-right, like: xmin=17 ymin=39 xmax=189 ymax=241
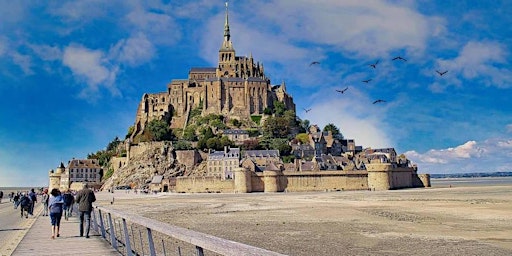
xmin=49 ymin=3 xmax=430 ymax=194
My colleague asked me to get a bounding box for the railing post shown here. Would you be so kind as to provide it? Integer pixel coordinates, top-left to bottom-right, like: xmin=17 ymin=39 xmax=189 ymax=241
xmin=122 ymin=218 xmax=133 ymax=256
xmin=108 ymin=213 xmax=118 ymax=250
xmin=98 ymin=209 xmax=107 ymax=239
xmin=91 ymin=209 xmax=99 ymax=233
xmin=196 ymin=246 xmax=204 ymax=256
xmin=147 ymin=228 xmax=156 ymax=256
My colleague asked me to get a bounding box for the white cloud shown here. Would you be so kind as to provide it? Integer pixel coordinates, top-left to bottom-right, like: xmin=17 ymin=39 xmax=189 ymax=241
xmin=0 ymin=38 xmax=6 ymax=56
xmin=244 ymin=0 xmax=444 ymax=57
xmin=405 ymin=137 xmax=512 ymax=174
xmin=435 ymin=41 xmax=512 ymax=88
xmin=125 ymin=8 xmax=180 ymax=45
xmin=110 ymin=33 xmax=155 ymax=67
xmin=62 ymin=44 xmax=119 ymax=98
xmin=507 ymin=124 xmax=512 ymax=133
xmin=304 ymin=86 xmax=392 ymax=149
xmin=28 ymin=44 xmax=62 ymax=61
xmin=11 ymin=52 xmax=34 ymax=75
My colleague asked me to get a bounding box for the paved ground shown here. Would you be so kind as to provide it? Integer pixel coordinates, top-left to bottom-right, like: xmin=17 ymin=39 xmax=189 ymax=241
xmin=97 ymin=184 xmax=512 ymax=256
xmin=0 ymin=195 xmax=119 ymax=256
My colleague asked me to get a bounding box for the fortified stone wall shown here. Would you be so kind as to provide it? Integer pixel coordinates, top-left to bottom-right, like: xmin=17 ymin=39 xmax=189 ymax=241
xmin=282 ymin=171 xmax=369 ymax=192
xmin=129 ymin=141 xmax=167 ymax=160
xmin=111 ymin=156 xmax=128 ymax=173
xmin=389 ymin=167 xmax=414 ymax=189
xmin=174 ymin=165 xmax=430 ymax=193
xmin=367 ymin=162 xmax=428 ymax=190
xmin=175 ymin=176 xmax=234 ymax=193
xmin=175 ymin=150 xmax=202 ymax=168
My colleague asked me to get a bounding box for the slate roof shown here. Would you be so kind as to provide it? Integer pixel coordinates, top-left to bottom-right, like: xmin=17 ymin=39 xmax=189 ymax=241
xmin=190 ymin=67 xmax=216 ymax=73
xmin=223 ymin=129 xmax=248 ymax=135
xmin=151 ymin=175 xmax=164 ymax=184
xmin=243 ymin=150 xmax=280 ymax=158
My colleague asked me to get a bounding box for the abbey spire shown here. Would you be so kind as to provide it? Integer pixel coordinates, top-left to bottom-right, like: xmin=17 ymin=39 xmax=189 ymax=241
xmin=224 ymin=1 xmax=230 ymax=42
xmin=220 ymin=1 xmax=234 ymax=51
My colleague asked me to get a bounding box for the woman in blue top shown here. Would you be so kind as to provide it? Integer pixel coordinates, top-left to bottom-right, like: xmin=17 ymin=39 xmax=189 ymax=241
xmin=48 ymin=188 xmax=64 ymax=239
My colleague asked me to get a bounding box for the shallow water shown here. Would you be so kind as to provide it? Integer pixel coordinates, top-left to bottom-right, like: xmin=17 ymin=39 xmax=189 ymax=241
xmin=431 ymin=176 xmax=512 ymax=187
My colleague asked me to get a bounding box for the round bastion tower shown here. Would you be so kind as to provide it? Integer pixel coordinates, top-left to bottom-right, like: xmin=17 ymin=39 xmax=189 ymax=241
xmin=233 ymin=167 xmax=252 ymax=193
xmin=48 ymin=162 xmax=65 ymax=192
xmin=366 ymin=161 xmax=393 ymax=191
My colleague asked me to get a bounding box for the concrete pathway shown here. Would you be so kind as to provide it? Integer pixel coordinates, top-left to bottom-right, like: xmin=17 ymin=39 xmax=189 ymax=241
xmin=10 ymin=208 xmax=119 ymax=256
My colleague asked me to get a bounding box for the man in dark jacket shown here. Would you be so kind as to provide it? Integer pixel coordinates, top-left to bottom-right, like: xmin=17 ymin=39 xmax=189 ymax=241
xmin=75 ymin=183 xmax=96 ymax=238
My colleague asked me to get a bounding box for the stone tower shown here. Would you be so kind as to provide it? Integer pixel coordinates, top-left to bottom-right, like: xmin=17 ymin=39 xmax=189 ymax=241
xmin=217 ymin=2 xmax=236 ymax=78
xmin=48 ymin=162 xmax=65 ymax=192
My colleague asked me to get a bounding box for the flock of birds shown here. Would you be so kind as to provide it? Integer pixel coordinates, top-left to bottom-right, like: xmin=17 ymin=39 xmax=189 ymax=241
xmin=303 ymin=56 xmax=448 ymax=113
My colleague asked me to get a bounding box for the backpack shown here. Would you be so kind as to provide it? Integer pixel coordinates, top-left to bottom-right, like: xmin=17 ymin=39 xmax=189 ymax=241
xmin=20 ymin=196 xmax=30 ymax=207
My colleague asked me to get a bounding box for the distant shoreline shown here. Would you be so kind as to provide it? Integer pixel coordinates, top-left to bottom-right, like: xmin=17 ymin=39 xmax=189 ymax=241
xmin=430 ymin=171 xmax=512 ymax=179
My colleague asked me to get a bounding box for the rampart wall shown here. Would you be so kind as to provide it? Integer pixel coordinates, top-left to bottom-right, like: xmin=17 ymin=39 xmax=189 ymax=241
xmin=175 ymin=176 xmax=234 ymax=193
xmin=174 ymin=165 xmax=429 ymax=193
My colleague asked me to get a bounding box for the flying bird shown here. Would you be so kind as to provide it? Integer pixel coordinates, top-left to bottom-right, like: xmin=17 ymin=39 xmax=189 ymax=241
xmin=309 ymin=61 xmax=320 ymax=66
xmin=436 ymin=70 xmax=448 ymax=76
xmin=303 ymin=108 xmax=312 ymax=113
xmin=372 ymin=99 xmax=386 ymax=104
xmin=392 ymin=56 xmax=407 ymax=62
xmin=362 ymin=79 xmax=372 ymax=83
xmin=369 ymin=60 xmax=380 ymax=69
xmin=336 ymin=87 xmax=349 ymax=94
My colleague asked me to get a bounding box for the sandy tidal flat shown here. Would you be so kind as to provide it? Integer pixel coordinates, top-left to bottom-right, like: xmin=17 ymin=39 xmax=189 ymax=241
xmin=97 ymin=185 xmax=512 ymax=256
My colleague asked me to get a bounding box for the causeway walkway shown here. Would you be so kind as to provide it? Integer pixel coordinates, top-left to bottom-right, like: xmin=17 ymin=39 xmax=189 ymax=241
xmin=8 ymin=206 xmax=119 ymax=256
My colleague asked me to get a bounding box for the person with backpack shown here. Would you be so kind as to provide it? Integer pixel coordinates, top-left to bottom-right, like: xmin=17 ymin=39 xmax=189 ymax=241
xmin=62 ymin=190 xmax=75 ymax=220
xmin=28 ymin=188 xmax=37 ymax=215
xmin=48 ymin=188 xmax=64 ymax=239
xmin=13 ymin=193 xmax=20 ymax=209
xmin=19 ymin=193 xmax=31 ymax=218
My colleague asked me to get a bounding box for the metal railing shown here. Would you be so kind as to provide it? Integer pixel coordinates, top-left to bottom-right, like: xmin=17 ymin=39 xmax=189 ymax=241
xmin=92 ymin=205 xmax=286 ymax=256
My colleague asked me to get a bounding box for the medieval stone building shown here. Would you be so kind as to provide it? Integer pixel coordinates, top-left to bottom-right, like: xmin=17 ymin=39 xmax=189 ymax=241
xmin=132 ymin=3 xmax=295 ymax=139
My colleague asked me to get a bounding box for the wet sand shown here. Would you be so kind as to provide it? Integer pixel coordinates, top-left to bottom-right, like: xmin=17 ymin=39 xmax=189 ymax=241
xmin=96 ymin=184 xmax=512 ymax=256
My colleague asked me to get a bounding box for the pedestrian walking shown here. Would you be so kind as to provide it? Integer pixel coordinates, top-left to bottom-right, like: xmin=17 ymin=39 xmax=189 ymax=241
xmin=28 ymin=188 xmax=37 ymax=215
xmin=19 ymin=193 xmax=31 ymax=218
xmin=0 ymin=190 xmax=3 ymax=204
xmin=48 ymin=188 xmax=64 ymax=239
xmin=75 ymin=183 xmax=96 ymax=238
xmin=63 ymin=190 xmax=75 ymax=220
xmin=42 ymin=191 xmax=49 ymax=216
xmin=13 ymin=193 xmax=20 ymax=209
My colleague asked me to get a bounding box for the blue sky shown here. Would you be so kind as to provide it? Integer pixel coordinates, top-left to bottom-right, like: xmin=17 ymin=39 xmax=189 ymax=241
xmin=1 ymin=0 xmax=512 ymax=187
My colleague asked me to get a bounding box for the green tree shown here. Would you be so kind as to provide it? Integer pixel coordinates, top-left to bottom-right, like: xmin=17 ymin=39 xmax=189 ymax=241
xmin=299 ymin=119 xmax=310 ymax=133
xmin=106 ymin=136 xmax=121 ymax=151
xmin=206 ymin=137 xmax=220 ymax=150
xmin=241 ymin=138 xmax=260 ymax=150
xmin=220 ymin=136 xmax=234 ymax=148
xmin=183 ymin=125 xmax=197 ymax=141
xmin=125 ymin=125 xmax=135 ymax=139
xmin=270 ymin=138 xmax=292 ymax=155
xmin=295 ymin=133 xmax=310 ymax=144
xmin=273 ymin=101 xmax=286 ymax=116
xmin=323 ymin=123 xmax=343 ymax=139
xmin=198 ymin=127 xmax=214 ymax=141
xmin=146 ymin=119 xmax=171 ymax=141
xmin=174 ymin=140 xmax=193 ymax=150
xmin=230 ymin=118 xmax=242 ymax=128
xmin=262 ymin=116 xmax=291 ymax=138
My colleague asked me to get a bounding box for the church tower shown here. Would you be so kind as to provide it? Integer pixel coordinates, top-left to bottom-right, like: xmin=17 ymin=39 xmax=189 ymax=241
xmin=217 ymin=2 xmax=236 ymax=78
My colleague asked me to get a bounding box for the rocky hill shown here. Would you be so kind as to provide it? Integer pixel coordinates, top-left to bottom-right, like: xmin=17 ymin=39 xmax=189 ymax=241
xmin=101 ymin=142 xmax=206 ymax=190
